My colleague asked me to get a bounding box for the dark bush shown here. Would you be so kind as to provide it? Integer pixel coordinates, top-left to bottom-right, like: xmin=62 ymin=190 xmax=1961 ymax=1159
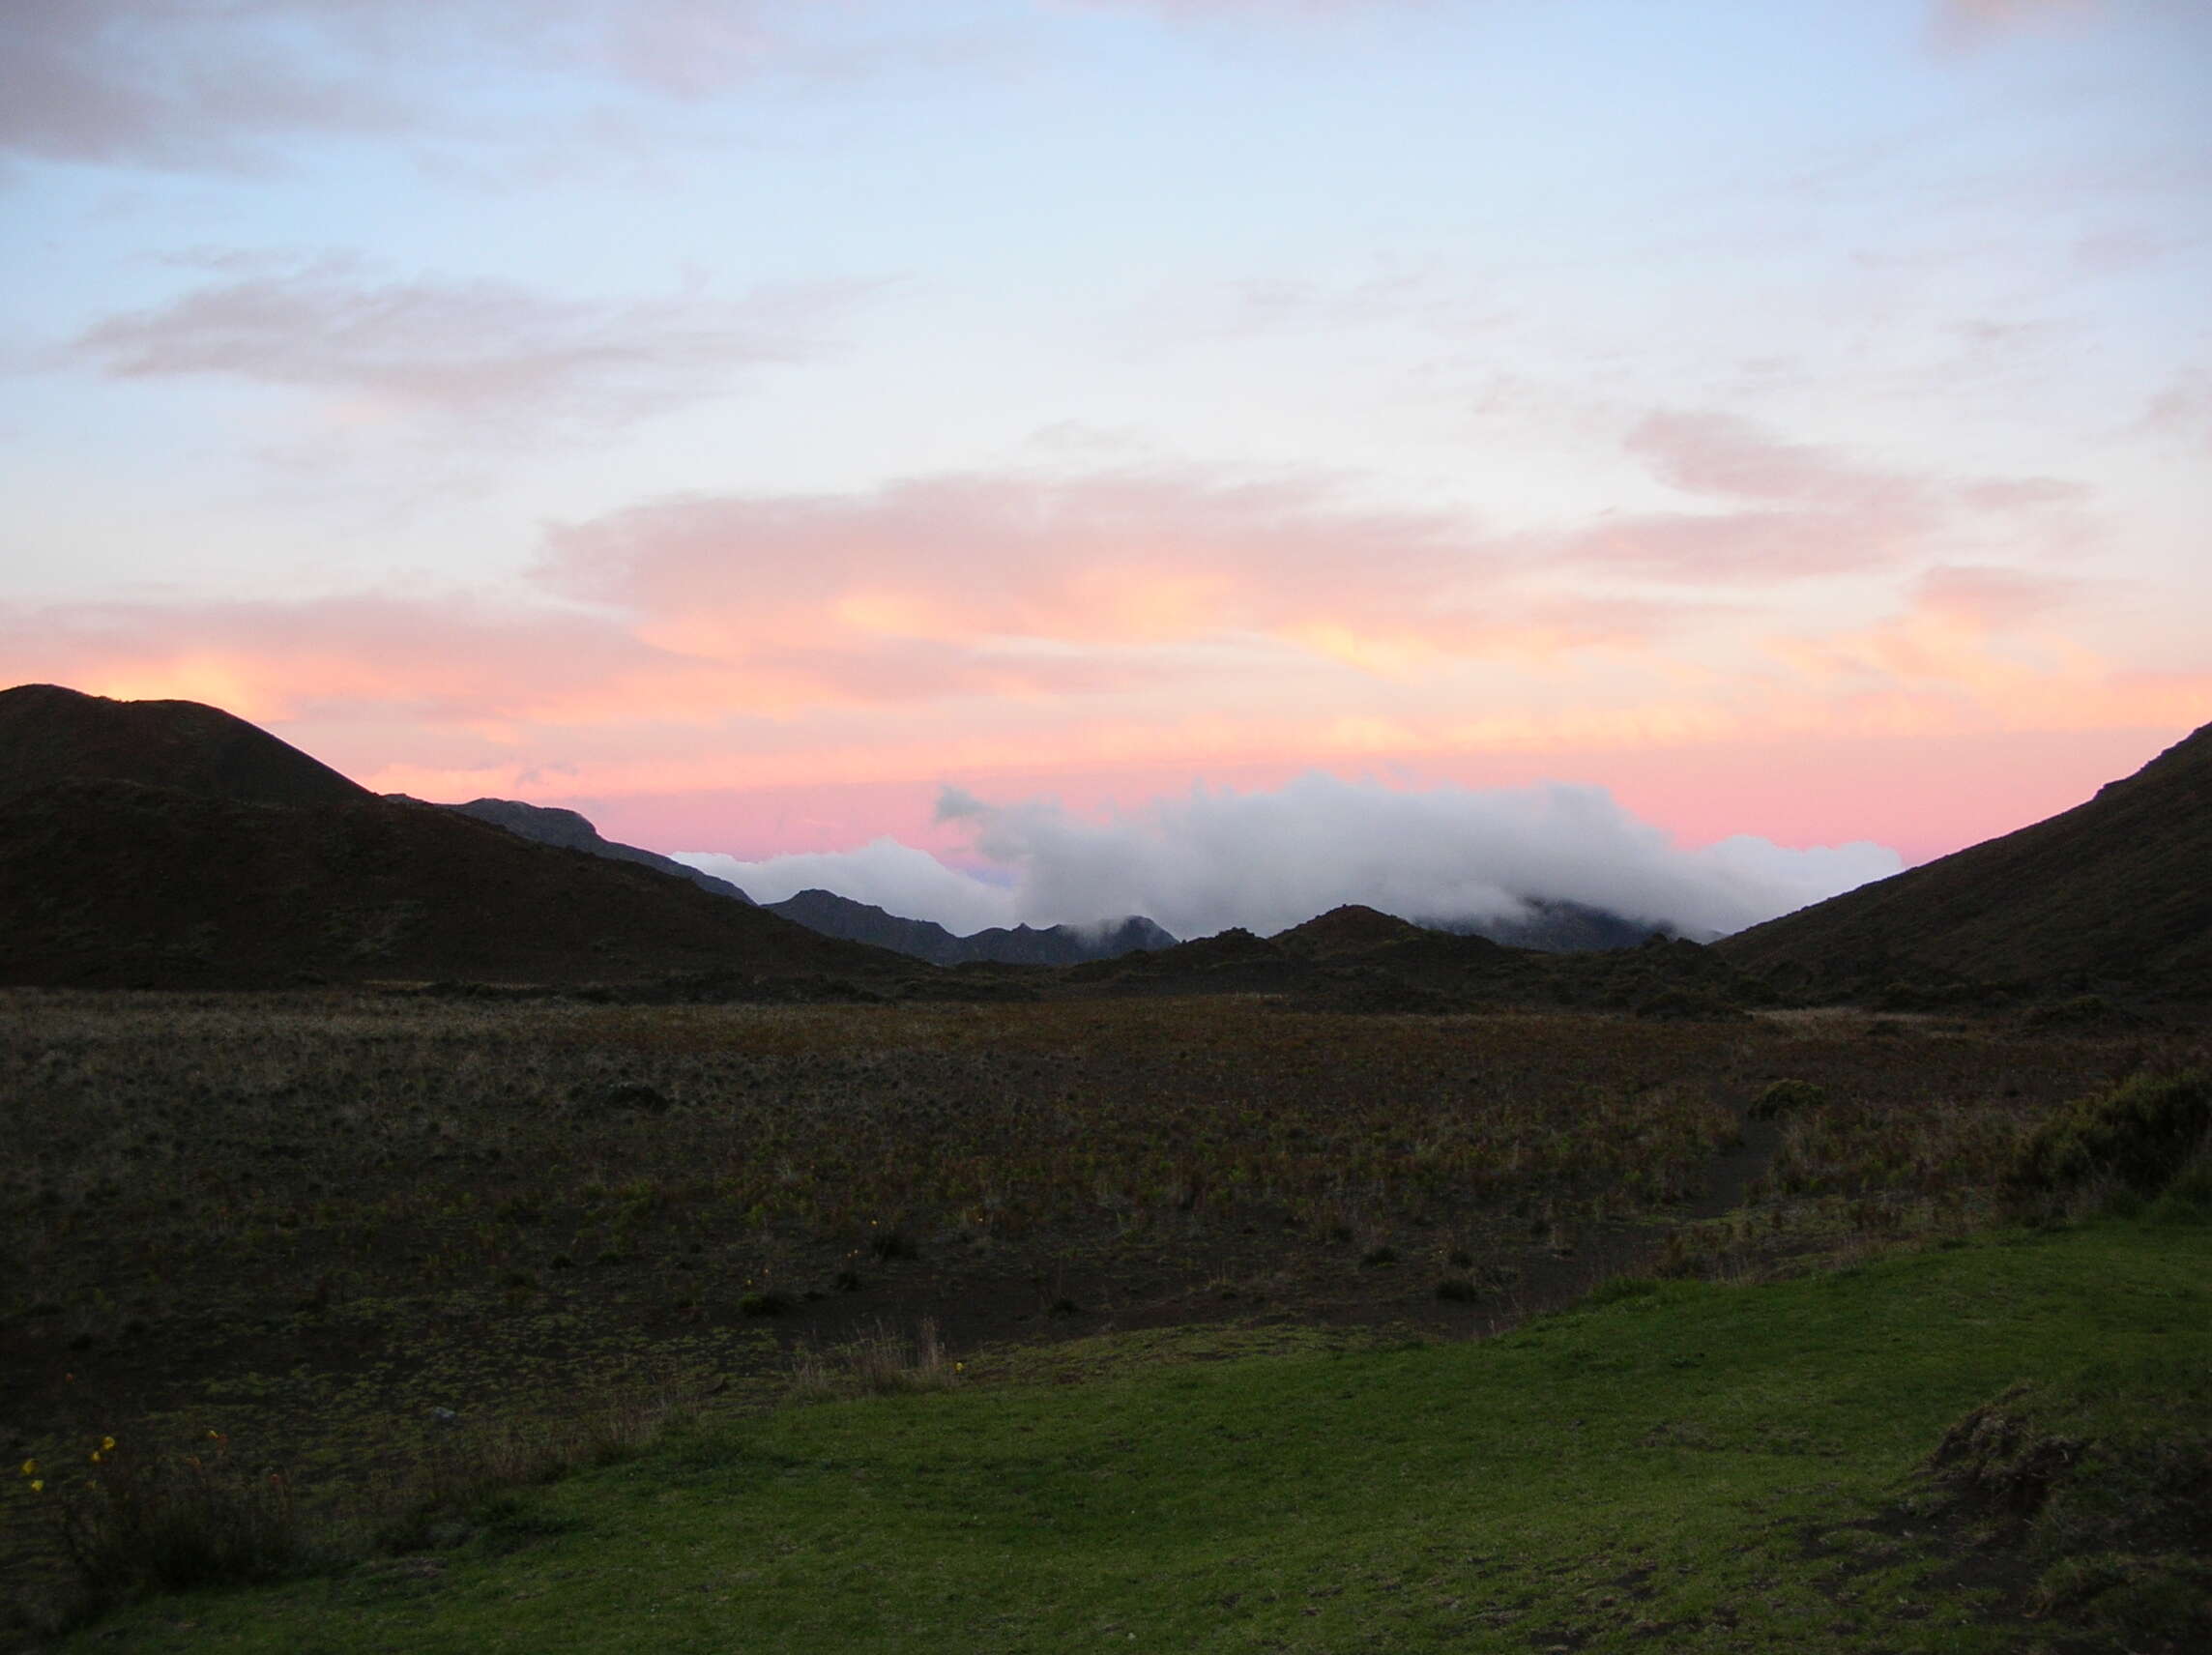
xmin=2006 ymin=1072 xmax=2211 ymax=1203
xmin=1749 ymin=1078 xmax=1828 ymax=1119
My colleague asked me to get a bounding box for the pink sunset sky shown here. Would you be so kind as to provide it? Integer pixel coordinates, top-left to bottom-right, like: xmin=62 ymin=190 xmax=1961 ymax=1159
xmin=3 ymin=0 xmax=2206 ymax=933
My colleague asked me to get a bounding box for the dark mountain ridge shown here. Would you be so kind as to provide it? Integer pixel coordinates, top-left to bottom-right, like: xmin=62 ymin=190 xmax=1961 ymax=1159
xmin=1418 ymin=898 xmax=1680 ymax=952
xmin=1070 ymin=903 xmax=1772 ymax=1017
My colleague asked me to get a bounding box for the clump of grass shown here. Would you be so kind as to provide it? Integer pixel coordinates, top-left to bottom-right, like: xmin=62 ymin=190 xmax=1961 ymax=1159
xmin=1433 ymin=1276 xmax=1480 ymax=1302
xmin=740 ymin=1289 xmax=797 ymax=1317
xmin=369 ymin=1385 xmax=699 ymax=1553
xmin=1579 ymin=1275 xmax=1662 ymax=1309
xmin=1358 ymin=1245 xmax=1398 ymax=1268
xmin=788 ymin=1319 xmax=959 ymax=1400
xmin=20 ymin=1431 xmax=315 ymax=1629
xmin=1918 ymin=1373 xmax=2212 ymax=1650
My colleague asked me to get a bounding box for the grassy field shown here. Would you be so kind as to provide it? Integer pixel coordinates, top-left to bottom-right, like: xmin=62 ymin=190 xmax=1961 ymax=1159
xmin=30 ymin=1216 xmax=2212 ymax=1653
xmin=3 ymin=989 xmax=2204 ymax=1648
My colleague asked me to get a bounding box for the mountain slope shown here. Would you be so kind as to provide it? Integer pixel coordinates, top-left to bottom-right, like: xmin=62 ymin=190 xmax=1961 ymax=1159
xmin=0 ymin=685 xmax=909 ymax=989
xmin=0 ymin=682 xmax=369 ymax=807
xmin=0 ymin=781 xmax=905 ymax=989
xmin=768 ymin=887 xmax=1177 ymax=967
xmin=1717 ymin=721 xmax=2212 ymax=998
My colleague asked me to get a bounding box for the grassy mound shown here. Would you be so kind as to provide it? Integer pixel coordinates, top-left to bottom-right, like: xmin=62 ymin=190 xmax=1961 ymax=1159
xmin=39 ymin=1218 xmax=2209 ymax=1654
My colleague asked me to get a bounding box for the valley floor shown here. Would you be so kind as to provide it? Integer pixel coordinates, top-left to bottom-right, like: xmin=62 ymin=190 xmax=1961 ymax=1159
xmin=2 ymin=990 xmax=2204 ymax=1648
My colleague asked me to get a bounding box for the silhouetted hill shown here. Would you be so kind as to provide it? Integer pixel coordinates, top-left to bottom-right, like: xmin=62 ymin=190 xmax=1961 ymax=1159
xmin=426 ymin=797 xmax=755 ymax=903
xmin=0 ymin=683 xmax=369 ymax=807
xmin=1718 ymin=721 xmax=2212 ymax=1002
xmin=768 ymin=887 xmax=1177 ymax=967
xmin=0 ymin=686 xmax=910 ymax=990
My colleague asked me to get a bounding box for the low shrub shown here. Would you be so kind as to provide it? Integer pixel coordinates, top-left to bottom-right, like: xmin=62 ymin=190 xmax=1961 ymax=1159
xmin=2006 ymin=1072 xmax=2211 ymax=1205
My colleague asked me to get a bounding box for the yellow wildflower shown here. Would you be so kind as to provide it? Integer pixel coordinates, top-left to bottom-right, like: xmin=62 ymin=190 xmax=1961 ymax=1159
xmin=101 ymin=1437 xmax=115 ymax=1451
xmin=17 ymin=1460 xmax=35 ymax=1477
xmin=27 ymin=1480 xmax=41 ymax=1494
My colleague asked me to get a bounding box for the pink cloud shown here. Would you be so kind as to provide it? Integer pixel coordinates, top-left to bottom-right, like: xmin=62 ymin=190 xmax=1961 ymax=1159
xmin=1625 ymin=411 xmax=1937 ymax=513
xmin=541 ymin=465 xmax=1537 ymax=658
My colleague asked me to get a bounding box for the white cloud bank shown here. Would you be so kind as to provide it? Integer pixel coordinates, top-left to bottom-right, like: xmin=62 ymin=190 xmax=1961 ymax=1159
xmin=675 ymin=774 xmax=1902 ymax=942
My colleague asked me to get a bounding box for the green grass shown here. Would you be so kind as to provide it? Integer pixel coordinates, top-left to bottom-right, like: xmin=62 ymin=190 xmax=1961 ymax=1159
xmin=45 ymin=1217 xmax=2210 ymax=1653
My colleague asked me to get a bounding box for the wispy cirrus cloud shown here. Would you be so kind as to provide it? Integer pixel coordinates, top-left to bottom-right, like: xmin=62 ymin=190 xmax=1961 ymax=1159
xmin=0 ymin=0 xmax=808 ymax=172
xmin=1931 ymin=0 xmax=2089 ymax=46
xmin=1546 ymin=410 xmax=2084 ymax=585
xmin=73 ymin=258 xmax=881 ymax=437
xmin=1126 ymin=266 xmax=1511 ymax=346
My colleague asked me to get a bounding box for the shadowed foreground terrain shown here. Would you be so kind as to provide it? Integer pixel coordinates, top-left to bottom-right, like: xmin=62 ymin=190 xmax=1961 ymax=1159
xmin=3 ymin=991 xmax=2206 ymax=1650
xmin=34 ymin=1219 xmax=2212 ymax=1654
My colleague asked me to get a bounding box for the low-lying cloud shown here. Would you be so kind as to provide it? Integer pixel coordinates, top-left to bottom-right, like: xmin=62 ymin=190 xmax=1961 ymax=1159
xmin=677 ymin=773 xmax=1902 ymax=941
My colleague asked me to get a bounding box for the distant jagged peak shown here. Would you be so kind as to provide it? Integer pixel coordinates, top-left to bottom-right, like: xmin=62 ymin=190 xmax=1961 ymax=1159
xmin=766 ymin=886 xmax=1177 ymax=967
xmin=433 ymin=796 xmax=754 ymax=903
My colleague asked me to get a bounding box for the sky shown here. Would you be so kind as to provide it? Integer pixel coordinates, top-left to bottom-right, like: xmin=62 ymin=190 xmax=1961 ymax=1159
xmin=3 ymin=0 xmax=2207 ymax=936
